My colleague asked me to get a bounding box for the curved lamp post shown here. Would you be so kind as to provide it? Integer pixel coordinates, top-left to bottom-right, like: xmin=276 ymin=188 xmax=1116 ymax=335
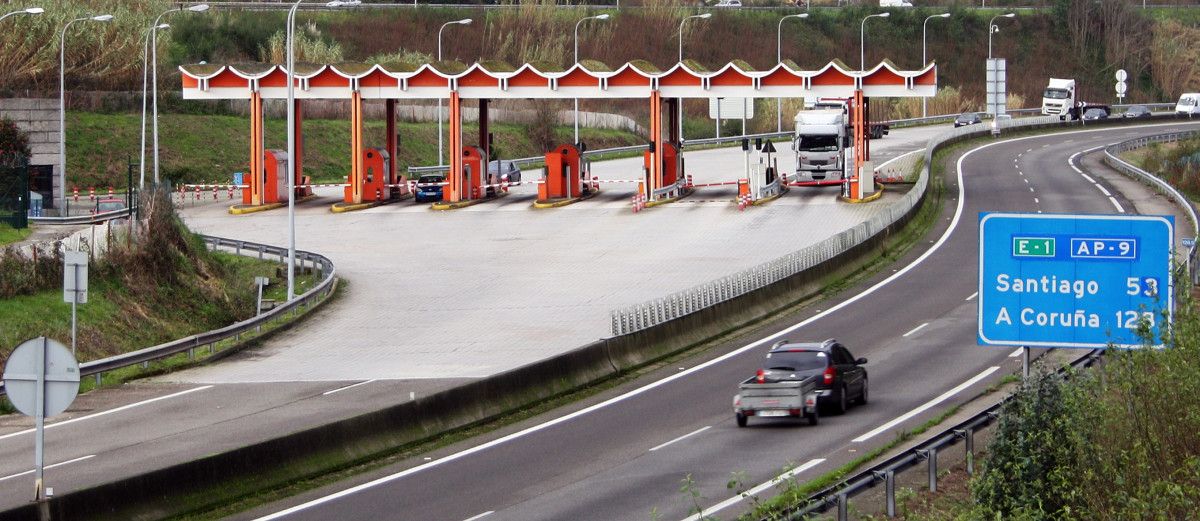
xmin=921 ymin=13 xmax=950 ymax=118
xmin=59 ymin=14 xmax=114 ymax=212
xmin=573 ymin=13 xmax=610 ymax=144
xmin=775 ymin=13 xmax=808 ymax=132
xmin=436 ymin=18 xmax=472 ymax=167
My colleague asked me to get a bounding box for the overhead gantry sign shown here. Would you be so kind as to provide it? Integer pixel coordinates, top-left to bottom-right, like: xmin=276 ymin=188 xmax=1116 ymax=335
xmin=179 ymin=59 xmax=936 ymax=208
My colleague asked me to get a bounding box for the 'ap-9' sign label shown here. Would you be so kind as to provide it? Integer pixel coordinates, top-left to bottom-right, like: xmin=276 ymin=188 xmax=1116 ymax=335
xmin=979 ymin=213 xmax=1174 ymax=349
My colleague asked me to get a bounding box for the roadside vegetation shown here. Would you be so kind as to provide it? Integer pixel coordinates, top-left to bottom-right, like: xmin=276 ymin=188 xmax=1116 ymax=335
xmin=1133 ymin=137 xmax=1200 ymax=199
xmin=0 ymin=189 xmax=298 ymax=366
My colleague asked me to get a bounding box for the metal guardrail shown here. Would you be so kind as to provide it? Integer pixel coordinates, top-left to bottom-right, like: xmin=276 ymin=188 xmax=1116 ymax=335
xmin=0 ymin=235 xmax=337 ymax=395
xmin=774 ymin=348 xmax=1103 ymax=521
xmin=1103 ymin=128 xmax=1200 ymax=284
xmin=29 ymin=207 xmax=133 ymax=226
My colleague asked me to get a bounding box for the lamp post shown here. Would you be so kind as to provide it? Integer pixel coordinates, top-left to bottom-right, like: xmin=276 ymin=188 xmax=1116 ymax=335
xmin=677 ymin=13 xmax=711 ymax=64
xmin=147 ymin=4 xmax=210 ymax=187
xmin=437 ymin=18 xmax=472 ymax=167
xmin=860 ymin=12 xmax=889 ymax=72
xmin=679 ymin=13 xmax=710 ymax=141
xmin=776 ymin=13 xmax=807 ymax=133
xmin=286 ymin=0 xmax=360 ymax=301
xmin=988 ymin=13 xmax=1015 ymax=60
xmin=921 ymin=13 xmax=950 ymax=118
xmin=59 ymin=14 xmax=113 ymax=213
xmin=139 ymin=23 xmax=169 ymax=190
xmin=573 ymin=13 xmax=610 ymax=145
xmin=0 ymin=7 xmax=43 ymax=23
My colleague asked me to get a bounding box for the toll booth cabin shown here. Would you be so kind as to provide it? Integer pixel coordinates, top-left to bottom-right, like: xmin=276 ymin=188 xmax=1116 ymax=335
xmin=540 ymin=144 xmax=588 ymax=200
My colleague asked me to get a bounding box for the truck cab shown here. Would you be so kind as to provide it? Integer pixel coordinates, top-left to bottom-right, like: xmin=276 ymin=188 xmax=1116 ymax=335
xmin=1176 ymin=93 xmax=1200 ymax=118
xmin=1042 ymin=78 xmax=1077 ymax=119
xmin=792 ymin=109 xmax=847 ymax=182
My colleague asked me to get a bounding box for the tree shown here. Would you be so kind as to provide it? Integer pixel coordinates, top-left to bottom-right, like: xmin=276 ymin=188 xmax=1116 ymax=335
xmin=0 ymin=117 xmax=30 ymax=169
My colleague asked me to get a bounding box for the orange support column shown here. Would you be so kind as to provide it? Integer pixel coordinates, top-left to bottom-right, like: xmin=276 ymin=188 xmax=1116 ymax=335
xmin=446 ymin=91 xmax=463 ymax=202
xmin=346 ymin=91 xmax=364 ymax=204
xmin=247 ymin=91 xmax=264 ymax=206
xmin=649 ymin=90 xmax=663 ymax=198
xmin=849 ymin=89 xmax=865 ymax=199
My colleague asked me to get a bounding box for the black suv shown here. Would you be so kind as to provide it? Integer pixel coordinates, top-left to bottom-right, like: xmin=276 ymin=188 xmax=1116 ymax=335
xmin=761 ymin=339 xmax=868 ymax=414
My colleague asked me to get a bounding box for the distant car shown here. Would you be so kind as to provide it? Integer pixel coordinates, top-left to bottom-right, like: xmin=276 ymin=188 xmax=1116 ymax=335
xmin=1123 ymin=105 xmax=1152 ymax=119
xmin=414 ymin=174 xmax=445 ymax=203
xmin=714 ymin=0 xmax=742 ymax=6
xmin=1083 ymin=107 xmax=1109 ymax=121
xmin=954 ymin=113 xmax=982 ymax=127
xmin=487 ymin=160 xmax=522 ymax=184
xmin=752 ymin=339 xmax=867 ymax=415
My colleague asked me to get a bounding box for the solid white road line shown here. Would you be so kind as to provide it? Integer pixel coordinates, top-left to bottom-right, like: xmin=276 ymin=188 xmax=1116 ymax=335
xmin=1081 ymin=173 xmax=1096 ymax=183
xmin=1009 ymin=347 xmax=1025 ymax=358
xmin=965 ymin=292 xmax=978 ymax=301
xmin=0 ymin=386 xmax=213 ymax=442
xmin=681 ymin=458 xmax=825 ymax=521
xmin=902 ymin=323 xmax=929 ymax=337
xmin=255 ymin=124 xmax=1191 ymax=521
xmin=1096 ymin=184 xmax=1112 ymax=197
xmin=462 ymin=511 xmax=494 ymax=521
xmin=322 ymin=380 xmax=377 ymax=396
xmin=0 ymin=455 xmax=95 ymax=482
xmin=1034 ymin=198 xmax=1040 ymax=204
xmin=1110 ymin=197 xmax=1126 ymax=213
xmin=649 ymin=426 xmax=711 ymax=452
xmin=851 ymin=366 xmax=1001 ymax=443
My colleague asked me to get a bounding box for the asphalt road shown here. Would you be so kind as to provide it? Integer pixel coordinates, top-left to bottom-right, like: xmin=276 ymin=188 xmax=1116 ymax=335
xmin=247 ymin=121 xmax=1199 ymax=521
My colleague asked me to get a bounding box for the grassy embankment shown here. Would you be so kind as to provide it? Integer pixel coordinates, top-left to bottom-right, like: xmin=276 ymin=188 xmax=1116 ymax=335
xmin=64 ymin=111 xmax=643 ymax=189
xmin=0 ymin=192 xmax=317 ymax=373
xmin=0 ymin=223 xmax=30 ymax=247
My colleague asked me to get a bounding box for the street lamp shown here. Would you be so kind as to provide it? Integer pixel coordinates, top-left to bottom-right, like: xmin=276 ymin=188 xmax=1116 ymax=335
xmin=59 ymin=14 xmax=113 ymax=213
xmin=437 ymin=18 xmax=472 ymax=167
xmin=0 ymin=7 xmax=43 ymax=23
xmin=139 ymin=23 xmax=169 ymax=190
xmin=988 ymin=13 xmax=1015 ymax=60
xmin=921 ymin=13 xmax=950 ymax=118
xmin=776 ymin=13 xmax=808 ymax=132
xmin=147 ymin=4 xmax=210 ymax=188
xmin=573 ymin=13 xmax=610 ymax=144
xmin=286 ymin=0 xmax=360 ymax=300
xmin=860 ymin=12 xmax=889 ymax=72
xmin=678 ymin=13 xmax=711 ymax=64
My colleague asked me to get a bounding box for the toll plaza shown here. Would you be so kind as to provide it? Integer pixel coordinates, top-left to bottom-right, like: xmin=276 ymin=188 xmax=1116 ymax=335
xmin=179 ymin=59 xmax=935 ymax=212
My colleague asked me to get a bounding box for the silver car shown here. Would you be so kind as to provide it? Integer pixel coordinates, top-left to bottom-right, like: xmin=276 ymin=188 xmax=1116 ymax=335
xmin=488 ymin=160 xmax=521 ymax=184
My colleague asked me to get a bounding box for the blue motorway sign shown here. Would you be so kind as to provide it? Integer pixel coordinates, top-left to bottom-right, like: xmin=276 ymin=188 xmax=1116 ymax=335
xmin=978 ymin=213 xmax=1174 ymax=348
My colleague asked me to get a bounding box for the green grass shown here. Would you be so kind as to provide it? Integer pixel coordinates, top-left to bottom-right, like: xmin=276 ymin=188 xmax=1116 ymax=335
xmin=65 ymin=111 xmax=644 ymax=189
xmin=0 ymin=223 xmax=30 ymax=246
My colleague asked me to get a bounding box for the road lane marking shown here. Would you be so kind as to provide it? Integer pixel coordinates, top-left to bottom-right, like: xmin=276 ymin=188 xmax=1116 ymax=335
xmin=1034 ymin=197 xmax=1039 ymax=204
xmin=1023 ymin=178 xmax=1029 ymax=184
xmin=852 ymin=366 xmax=1000 ymax=443
xmin=682 ymin=458 xmax=825 ymax=521
xmin=462 ymin=512 xmax=494 ymax=521
xmin=0 ymin=386 xmax=214 ymax=442
xmin=1110 ymin=197 xmax=1125 ymax=213
xmin=1009 ymin=348 xmax=1024 ymax=358
xmin=965 ymin=292 xmax=978 ymax=301
xmin=322 ymin=380 xmax=377 ymax=396
xmin=255 ymin=125 xmax=1193 ymax=520
xmin=1029 ymin=187 xmax=1034 ymax=192
xmin=902 ymin=323 xmax=929 ymax=337
xmin=649 ymin=426 xmax=711 ymax=452
xmin=0 ymin=455 xmax=95 ymax=482
xmin=1081 ymin=173 xmax=1096 ymax=183
xmin=1096 ymin=184 xmax=1112 ymax=196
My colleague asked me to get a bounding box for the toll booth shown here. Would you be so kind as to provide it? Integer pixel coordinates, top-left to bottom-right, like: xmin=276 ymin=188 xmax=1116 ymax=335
xmin=452 ymin=145 xmax=486 ymax=201
xmin=539 ymin=143 xmax=587 ymax=200
xmin=644 ymin=142 xmax=682 ymax=188
xmin=343 ymin=147 xmax=391 ymax=203
xmin=245 ymin=149 xmax=288 ymax=205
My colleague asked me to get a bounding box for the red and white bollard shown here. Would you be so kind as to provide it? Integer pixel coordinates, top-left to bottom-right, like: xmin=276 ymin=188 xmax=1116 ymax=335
xmin=193 ymin=186 xmax=200 ymax=201
xmin=228 ymin=186 xmax=234 ymax=199
xmin=108 ymin=186 xmax=114 ymax=199
xmin=685 ymin=174 xmax=693 ymax=189
xmin=213 ymin=186 xmax=219 ymax=200
xmin=471 ymin=185 xmax=479 ymax=199
xmin=375 ymin=188 xmax=381 ymax=201
xmin=592 ymin=176 xmax=599 ymax=192
xmin=72 ymin=187 xmax=79 ymax=202
xmin=88 ymin=187 xmax=95 ymax=201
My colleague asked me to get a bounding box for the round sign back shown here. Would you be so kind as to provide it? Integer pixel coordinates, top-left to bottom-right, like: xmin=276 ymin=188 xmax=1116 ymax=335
xmin=3 ymin=337 xmax=80 ymax=417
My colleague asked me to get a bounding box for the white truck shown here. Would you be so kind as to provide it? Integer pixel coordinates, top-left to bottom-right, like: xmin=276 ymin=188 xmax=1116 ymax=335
xmin=1041 ymin=78 xmax=1076 ymax=119
xmin=792 ymin=109 xmax=847 ymax=181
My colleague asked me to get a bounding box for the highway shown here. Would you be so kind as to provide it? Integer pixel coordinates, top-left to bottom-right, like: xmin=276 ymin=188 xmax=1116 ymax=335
xmin=242 ymin=122 xmax=1199 ymax=521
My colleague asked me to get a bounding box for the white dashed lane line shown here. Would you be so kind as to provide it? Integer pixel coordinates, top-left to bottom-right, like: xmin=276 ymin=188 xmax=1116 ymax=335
xmin=902 ymin=322 xmax=929 ymax=337
xmin=648 ymin=426 xmax=711 ymax=452
xmin=1068 ymin=143 xmax=1125 ymax=214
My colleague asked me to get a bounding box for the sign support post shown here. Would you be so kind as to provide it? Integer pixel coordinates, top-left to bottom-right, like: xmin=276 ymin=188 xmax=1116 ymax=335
xmin=63 ymin=251 xmax=88 ymax=356
xmin=1022 ymin=346 xmax=1030 ymax=379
